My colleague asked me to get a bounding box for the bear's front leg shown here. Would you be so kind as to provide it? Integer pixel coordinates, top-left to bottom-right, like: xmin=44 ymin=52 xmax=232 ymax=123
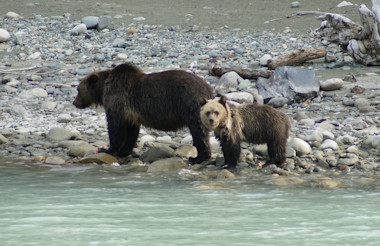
xmin=105 ymin=113 xmax=140 ymax=157
xmin=220 ymin=136 xmax=241 ymax=169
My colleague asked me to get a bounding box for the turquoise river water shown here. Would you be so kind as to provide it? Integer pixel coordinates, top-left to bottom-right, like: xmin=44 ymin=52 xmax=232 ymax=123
xmin=1 ymin=161 xmax=379 ymax=246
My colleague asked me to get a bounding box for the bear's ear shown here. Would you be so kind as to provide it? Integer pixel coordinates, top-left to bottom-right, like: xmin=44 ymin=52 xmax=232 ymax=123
xmin=219 ymin=95 xmax=227 ymax=105
xmin=88 ymin=74 xmax=99 ymax=84
xmin=200 ymin=98 xmax=208 ymax=107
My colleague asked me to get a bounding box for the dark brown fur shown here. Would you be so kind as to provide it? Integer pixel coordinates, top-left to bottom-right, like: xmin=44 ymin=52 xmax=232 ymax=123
xmin=200 ymin=96 xmax=290 ymax=169
xmin=74 ymin=63 xmax=213 ymax=163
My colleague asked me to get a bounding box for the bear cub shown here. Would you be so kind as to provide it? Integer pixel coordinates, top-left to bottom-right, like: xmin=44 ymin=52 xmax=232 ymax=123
xmin=73 ymin=62 xmax=213 ymax=163
xmin=200 ymin=96 xmax=291 ymax=169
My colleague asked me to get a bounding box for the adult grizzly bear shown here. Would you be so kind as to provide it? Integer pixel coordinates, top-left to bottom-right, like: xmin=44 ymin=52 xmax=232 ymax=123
xmin=73 ymin=62 xmax=213 ymax=163
xmin=200 ymin=96 xmax=290 ymax=169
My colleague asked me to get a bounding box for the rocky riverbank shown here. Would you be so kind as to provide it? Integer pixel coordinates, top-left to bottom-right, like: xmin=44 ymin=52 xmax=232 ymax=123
xmin=0 ymin=9 xmax=379 ymax=187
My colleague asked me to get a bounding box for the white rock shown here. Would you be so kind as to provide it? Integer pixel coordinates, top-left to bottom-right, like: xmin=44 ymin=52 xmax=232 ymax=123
xmin=139 ymin=135 xmax=156 ymax=146
xmin=133 ymin=16 xmax=146 ymax=22
xmin=6 ymin=11 xmax=22 ymax=19
xmin=156 ymin=135 xmax=172 ymax=143
xmin=181 ymin=135 xmax=193 ymax=144
xmin=27 ymin=52 xmax=42 ymax=60
xmin=320 ymin=139 xmax=339 ymax=150
xmin=320 ymin=78 xmax=344 ymax=91
xmin=305 ymin=130 xmax=324 ymax=143
xmin=225 ymin=92 xmax=254 ymax=104
xmin=71 ymin=23 xmax=87 ymax=34
xmin=337 ymin=1 xmax=353 ymax=8
xmin=288 ymin=137 xmax=312 ymax=156
xmin=117 ymin=53 xmax=128 ymax=59
xmin=19 ymin=88 xmax=48 ymax=99
xmin=0 ymin=29 xmax=11 ymax=42
xmin=372 ymin=135 xmax=380 ymax=148
xmin=259 ymin=54 xmax=272 ymax=66
xmin=216 ymin=71 xmax=242 ymax=90
xmin=81 ymin=16 xmax=99 ymax=29
xmin=57 ymin=113 xmax=72 ymax=123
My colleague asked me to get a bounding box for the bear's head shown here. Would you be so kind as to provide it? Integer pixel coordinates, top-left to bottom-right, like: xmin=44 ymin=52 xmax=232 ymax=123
xmin=200 ymin=95 xmax=231 ymax=131
xmin=73 ymin=70 xmax=110 ymax=109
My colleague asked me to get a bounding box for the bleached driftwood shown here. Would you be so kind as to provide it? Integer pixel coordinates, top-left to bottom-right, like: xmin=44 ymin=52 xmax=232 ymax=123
xmin=267 ymin=47 xmax=327 ymax=70
xmin=316 ymin=0 xmax=380 ymax=65
xmin=208 ymin=63 xmax=273 ymax=79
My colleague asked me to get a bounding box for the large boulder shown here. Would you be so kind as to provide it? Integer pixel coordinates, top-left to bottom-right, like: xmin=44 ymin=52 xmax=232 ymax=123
xmin=257 ymin=66 xmax=320 ymax=103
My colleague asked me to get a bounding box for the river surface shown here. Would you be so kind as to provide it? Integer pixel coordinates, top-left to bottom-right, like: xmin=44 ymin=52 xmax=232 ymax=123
xmin=1 ymin=161 xmax=379 ymax=246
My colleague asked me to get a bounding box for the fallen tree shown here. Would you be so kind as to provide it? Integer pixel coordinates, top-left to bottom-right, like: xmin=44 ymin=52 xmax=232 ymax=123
xmin=316 ymin=0 xmax=380 ymax=65
xmin=208 ymin=63 xmax=273 ymax=79
xmin=267 ymin=47 xmax=327 ymax=70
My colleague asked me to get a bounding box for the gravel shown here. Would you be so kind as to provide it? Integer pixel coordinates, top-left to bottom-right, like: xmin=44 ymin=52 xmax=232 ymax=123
xmin=0 ymin=12 xmax=379 ymax=181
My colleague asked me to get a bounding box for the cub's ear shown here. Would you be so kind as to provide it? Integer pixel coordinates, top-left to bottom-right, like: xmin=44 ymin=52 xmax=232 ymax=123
xmin=219 ymin=95 xmax=227 ymax=105
xmin=200 ymin=98 xmax=208 ymax=107
xmin=88 ymin=74 xmax=99 ymax=84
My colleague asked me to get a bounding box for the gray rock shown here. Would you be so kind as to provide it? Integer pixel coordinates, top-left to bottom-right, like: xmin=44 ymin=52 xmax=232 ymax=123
xmin=372 ymin=135 xmax=380 ymax=148
xmin=267 ymin=97 xmax=289 ymax=108
xmin=0 ymin=28 xmax=11 ymax=42
xmin=139 ymin=135 xmax=156 ymax=147
xmin=81 ymin=16 xmax=99 ymax=29
xmin=0 ymin=134 xmax=8 ymax=144
xmin=305 ymin=130 xmax=324 ymax=143
xmin=175 ymin=145 xmax=197 ymax=159
xmin=259 ymin=54 xmax=272 ymax=66
xmin=346 ymin=145 xmax=359 ymax=154
xmin=338 ymin=154 xmax=359 ymax=166
xmin=257 ymin=66 xmax=320 ymax=103
xmin=79 ymin=153 xmax=119 ymax=164
xmin=225 ymin=92 xmax=253 ymax=104
xmin=68 ymin=144 xmax=97 ymax=157
xmin=336 ymin=135 xmax=355 ymax=144
xmin=291 ymin=1 xmax=300 ymax=8
xmin=57 ymin=113 xmax=72 ymax=123
xmin=215 ymin=71 xmax=242 ymax=91
xmin=320 ymin=78 xmax=344 ymax=91
xmin=147 ymin=157 xmax=188 ymax=172
xmin=47 ymin=127 xmax=79 ymax=141
xmin=354 ymin=98 xmax=370 ymax=109
xmin=71 ymin=23 xmax=87 ymax=35
xmin=45 ymin=156 xmax=66 ymax=165
xmin=10 ymin=105 xmax=28 ymax=117
xmin=320 ymin=139 xmax=339 ymax=150
xmin=19 ymin=88 xmax=48 ymax=99
xmin=140 ymin=145 xmax=175 ymax=163
xmin=98 ymin=16 xmax=112 ymax=29
xmin=288 ymin=137 xmax=312 ymax=156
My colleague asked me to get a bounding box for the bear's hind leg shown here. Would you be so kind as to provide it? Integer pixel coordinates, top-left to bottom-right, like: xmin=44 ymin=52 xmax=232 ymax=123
xmin=267 ymin=141 xmax=286 ymax=167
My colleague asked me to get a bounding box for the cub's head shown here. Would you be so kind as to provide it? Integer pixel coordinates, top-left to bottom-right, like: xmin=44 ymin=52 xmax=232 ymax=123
xmin=73 ymin=70 xmax=110 ymax=109
xmin=200 ymin=95 xmax=230 ymax=131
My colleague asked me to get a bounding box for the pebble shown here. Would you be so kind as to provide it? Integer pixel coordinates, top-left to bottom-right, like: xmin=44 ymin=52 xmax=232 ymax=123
xmin=320 ymin=78 xmax=344 ymax=91
xmin=81 ymin=16 xmax=99 ymax=29
xmin=6 ymin=11 xmax=22 ymax=19
xmin=71 ymin=24 xmax=87 ymax=35
xmin=259 ymin=54 xmax=272 ymax=66
xmin=147 ymin=157 xmax=187 ymax=172
xmin=288 ymin=138 xmax=312 ymax=156
xmin=0 ymin=28 xmax=11 ymax=42
xmin=320 ymin=139 xmax=339 ymax=150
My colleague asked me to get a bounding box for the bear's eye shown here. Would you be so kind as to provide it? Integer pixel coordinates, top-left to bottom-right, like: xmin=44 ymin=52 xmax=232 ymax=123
xmin=206 ymin=111 xmax=211 ymax=116
xmin=215 ymin=111 xmax=219 ymax=116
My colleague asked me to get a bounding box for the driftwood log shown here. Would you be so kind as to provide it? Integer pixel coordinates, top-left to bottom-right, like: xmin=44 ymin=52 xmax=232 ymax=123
xmin=208 ymin=63 xmax=273 ymax=79
xmin=267 ymin=47 xmax=327 ymax=70
xmin=316 ymin=0 xmax=380 ymax=65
